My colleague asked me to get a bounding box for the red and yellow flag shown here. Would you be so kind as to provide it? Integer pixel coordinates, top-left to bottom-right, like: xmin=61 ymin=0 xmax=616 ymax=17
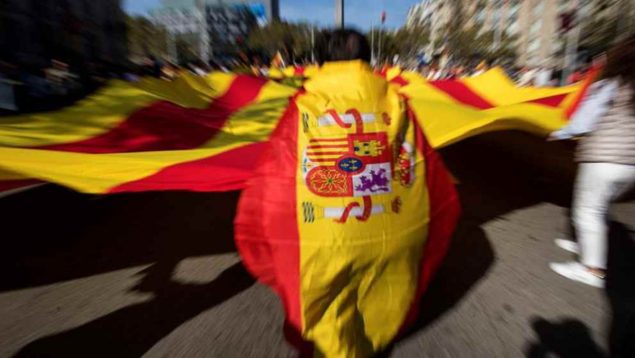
xmin=235 ymin=61 xmax=460 ymax=356
xmin=385 ymin=67 xmax=586 ymax=148
xmin=0 ymin=62 xmax=598 ymax=355
xmin=0 ymin=66 xmax=589 ymax=196
xmin=0 ymin=72 xmax=295 ymax=193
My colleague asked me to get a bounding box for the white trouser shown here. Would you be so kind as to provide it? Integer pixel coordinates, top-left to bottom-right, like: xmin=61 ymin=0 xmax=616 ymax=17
xmin=573 ymin=162 xmax=635 ymax=269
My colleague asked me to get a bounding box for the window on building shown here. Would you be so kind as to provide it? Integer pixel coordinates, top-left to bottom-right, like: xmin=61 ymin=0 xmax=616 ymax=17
xmin=510 ymin=4 xmax=520 ymax=16
xmin=528 ymin=38 xmax=541 ymax=53
xmin=530 ymin=19 xmax=542 ymax=35
xmin=507 ymin=22 xmax=519 ymax=35
xmin=533 ymin=0 xmax=545 ymax=17
xmin=493 ymin=9 xmax=501 ymax=23
xmin=476 ymin=8 xmax=485 ymax=22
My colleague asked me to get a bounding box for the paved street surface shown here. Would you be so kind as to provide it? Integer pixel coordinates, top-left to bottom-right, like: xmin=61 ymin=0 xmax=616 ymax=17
xmin=0 ymin=132 xmax=633 ymax=357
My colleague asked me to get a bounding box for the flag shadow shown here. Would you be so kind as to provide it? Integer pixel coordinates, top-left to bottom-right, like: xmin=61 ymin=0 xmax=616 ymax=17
xmin=14 ymin=262 xmax=253 ymax=358
xmin=1 ymin=130 xmax=587 ymax=357
xmin=0 ymin=189 xmax=255 ymax=357
xmin=387 ymin=131 xmax=579 ymax=353
xmin=0 ymin=189 xmax=243 ymax=291
xmin=606 ymin=221 xmax=635 ymax=358
xmin=522 ymin=222 xmax=635 ymax=358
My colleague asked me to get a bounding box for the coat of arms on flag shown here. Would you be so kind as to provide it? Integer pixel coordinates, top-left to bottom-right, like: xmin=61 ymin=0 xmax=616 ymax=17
xmin=303 ymin=131 xmax=392 ymax=197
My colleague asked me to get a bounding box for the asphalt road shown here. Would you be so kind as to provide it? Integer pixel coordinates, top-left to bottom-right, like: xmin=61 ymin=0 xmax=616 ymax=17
xmin=0 ymin=132 xmax=633 ymax=357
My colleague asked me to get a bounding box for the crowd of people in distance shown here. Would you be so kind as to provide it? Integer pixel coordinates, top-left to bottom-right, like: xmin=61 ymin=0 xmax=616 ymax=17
xmin=0 ymin=47 xmax=606 ymax=116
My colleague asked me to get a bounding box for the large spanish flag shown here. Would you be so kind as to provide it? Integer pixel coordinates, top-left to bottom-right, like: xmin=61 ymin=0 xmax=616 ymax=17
xmin=0 ymin=72 xmax=295 ymax=193
xmin=235 ymin=61 xmax=460 ymax=356
xmin=233 ymin=63 xmax=588 ymax=356
xmin=0 ymin=62 xmax=594 ymax=356
xmin=0 ymin=66 xmax=586 ymax=195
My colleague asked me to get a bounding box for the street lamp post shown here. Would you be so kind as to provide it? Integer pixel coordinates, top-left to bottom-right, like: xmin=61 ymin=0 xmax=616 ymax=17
xmin=370 ymin=22 xmax=375 ymax=65
xmin=335 ymin=0 xmax=344 ymax=29
xmin=311 ymin=25 xmax=315 ymax=63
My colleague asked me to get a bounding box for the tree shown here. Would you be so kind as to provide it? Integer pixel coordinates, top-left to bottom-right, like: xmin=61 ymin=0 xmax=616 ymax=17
xmin=175 ymin=34 xmax=199 ymax=65
xmin=246 ymin=21 xmax=313 ymax=63
xmin=446 ymin=27 xmax=518 ymax=64
xmin=368 ymin=25 xmax=430 ymax=64
xmin=368 ymin=28 xmax=397 ymax=64
xmin=126 ymin=15 xmax=168 ymax=62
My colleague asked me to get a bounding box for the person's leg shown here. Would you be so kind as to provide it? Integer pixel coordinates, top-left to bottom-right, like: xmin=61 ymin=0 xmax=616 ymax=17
xmin=572 ymin=163 xmax=613 ymax=271
xmin=573 ymin=162 xmax=635 ymax=270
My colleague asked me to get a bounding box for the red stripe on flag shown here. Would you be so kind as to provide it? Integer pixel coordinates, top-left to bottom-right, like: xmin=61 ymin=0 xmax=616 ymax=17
xmin=310 ymin=138 xmax=348 ymax=143
xmin=564 ymin=66 xmax=601 ymax=119
xmin=306 ymin=144 xmax=348 ymax=150
xmin=294 ymin=66 xmax=305 ymax=76
xmin=108 ymin=143 xmax=267 ymax=193
xmin=234 ymin=93 xmax=311 ymax=354
xmin=526 ymin=93 xmax=568 ymax=107
xmin=39 ymin=75 xmax=267 ymax=153
xmin=429 ymin=80 xmax=494 ymax=109
xmin=399 ymin=97 xmax=461 ymax=333
xmin=390 ymin=75 xmax=410 ymax=87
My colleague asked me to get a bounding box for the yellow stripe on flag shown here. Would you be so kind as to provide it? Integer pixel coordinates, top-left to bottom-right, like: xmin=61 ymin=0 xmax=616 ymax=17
xmin=0 ymin=81 xmax=158 ymax=147
xmin=0 ymin=79 xmax=296 ymax=193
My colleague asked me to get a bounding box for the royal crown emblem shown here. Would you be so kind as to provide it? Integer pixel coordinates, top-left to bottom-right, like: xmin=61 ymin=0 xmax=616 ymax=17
xmin=301 ymin=108 xmax=404 ymax=224
xmin=303 ymin=109 xmax=393 ymax=198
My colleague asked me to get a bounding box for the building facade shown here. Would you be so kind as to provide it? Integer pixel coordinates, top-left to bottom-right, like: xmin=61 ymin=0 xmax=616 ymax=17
xmin=0 ymin=0 xmax=127 ymax=68
xmin=150 ymin=0 xmax=208 ymax=62
xmin=406 ymin=0 xmax=454 ymax=46
xmin=151 ymin=0 xmax=278 ymax=62
xmin=206 ymin=4 xmax=258 ymax=59
xmin=405 ymin=0 xmax=620 ymax=67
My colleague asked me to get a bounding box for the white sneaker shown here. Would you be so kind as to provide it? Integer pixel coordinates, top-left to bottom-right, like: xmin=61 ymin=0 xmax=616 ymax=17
xmin=554 ymin=238 xmax=580 ymax=254
xmin=549 ymin=261 xmax=605 ymax=288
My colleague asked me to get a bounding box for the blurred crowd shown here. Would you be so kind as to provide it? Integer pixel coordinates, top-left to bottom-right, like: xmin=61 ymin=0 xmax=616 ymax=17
xmin=0 ymin=57 xmax=222 ymax=115
xmin=413 ymin=58 xmax=594 ymax=87
xmin=0 ymin=50 xmax=596 ymax=115
xmin=0 ymin=58 xmax=134 ymax=114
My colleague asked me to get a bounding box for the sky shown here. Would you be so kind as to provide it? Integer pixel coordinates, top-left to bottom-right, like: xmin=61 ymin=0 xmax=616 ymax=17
xmin=123 ymin=0 xmax=419 ymax=30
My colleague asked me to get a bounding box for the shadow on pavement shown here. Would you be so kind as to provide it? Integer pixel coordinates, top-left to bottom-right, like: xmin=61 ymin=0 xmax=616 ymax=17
xmin=524 ymin=223 xmax=635 ymax=358
xmin=15 ymin=262 xmax=253 ymax=358
xmin=0 ymin=190 xmax=242 ymax=291
xmin=3 ymin=130 xmax=623 ymax=357
xmin=606 ymin=222 xmax=635 ymax=358
xmin=0 ymin=189 xmax=256 ymax=357
xmin=390 ymin=131 xmax=578 ymax=351
xmin=525 ymin=317 xmax=605 ymax=358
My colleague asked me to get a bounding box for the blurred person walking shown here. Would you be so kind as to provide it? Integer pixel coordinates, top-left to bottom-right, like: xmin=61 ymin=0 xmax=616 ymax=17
xmin=549 ymin=35 xmax=635 ymax=288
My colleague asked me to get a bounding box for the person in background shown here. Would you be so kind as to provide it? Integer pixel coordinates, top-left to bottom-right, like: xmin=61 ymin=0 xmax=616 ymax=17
xmin=427 ymin=62 xmax=442 ymax=80
xmin=45 ymin=59 xmax=71 ymax=95
xmin=472 ymin=60 xmax=488 ymax=76
xmin=548 ymin=35 xmax=635 ymax=288
xmin=548 ymin=69 xmax=563 ymax=86
xmin=517 ymin=66 xmax=536 ymax=87
xmin=568 ymin=65 xmax=588 ymax=84
xmin=418 ymin=63 xmax=430 ymax=78
xmin=534 ymin=66 xmax=553 ymax=87
xmin=160 ymin=62 xmax=179 ymax=81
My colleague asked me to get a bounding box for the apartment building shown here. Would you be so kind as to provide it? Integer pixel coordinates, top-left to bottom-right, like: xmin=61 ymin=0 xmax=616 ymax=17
xmin=406 ymin=0 xmax=604 ymax=67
